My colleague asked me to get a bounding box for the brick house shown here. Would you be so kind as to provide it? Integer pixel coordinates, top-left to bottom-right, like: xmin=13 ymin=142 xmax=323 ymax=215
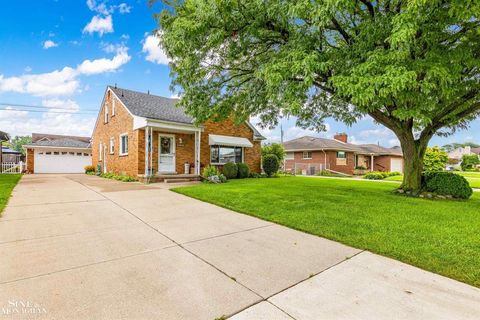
xmin=91 ymin=86 xmax=265 ymax=181
xmin=283 ymin=134 xmax=403 ymax=175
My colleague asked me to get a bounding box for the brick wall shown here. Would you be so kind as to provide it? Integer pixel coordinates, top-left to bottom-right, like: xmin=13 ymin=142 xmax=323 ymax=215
xmin=201 ymin=118 xmax=262 ymax=173
xmin=91 ymin=90 xmax=139 ymax=177
xmin=26 ymin=148 xmax=34 ymax=173
xmin=284 ymin=150 xmax=355 ymax=175
xmin=374 ymin=155 xmax=403 ymax=172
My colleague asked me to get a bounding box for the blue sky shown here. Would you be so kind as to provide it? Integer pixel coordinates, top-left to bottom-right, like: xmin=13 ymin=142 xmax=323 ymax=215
xmin=0 ymin=0 xmax=478 ymax=147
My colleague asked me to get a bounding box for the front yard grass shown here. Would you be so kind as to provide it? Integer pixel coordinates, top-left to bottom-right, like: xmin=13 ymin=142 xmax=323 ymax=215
xmin=0 ymin=174 xmax=21 ymax=216
xmin=173 ymin=176 xmax=480 ymax=287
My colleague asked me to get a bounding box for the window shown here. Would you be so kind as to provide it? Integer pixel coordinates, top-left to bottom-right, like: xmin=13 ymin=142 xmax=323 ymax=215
xmin=210 ymin=145 xmax=242 ymax=164
xmin=285 ymin=152 xmax=294 ymax=160
xmin=119 ymin=133 xmax=128 ymax=156
xmin=112 ymin=99 xmax=116 ymax=116
xmin=303 ymin=151 xmax=312 ymax=159
xmin=61 ymin=152 xmax=67 ymax=155
xmin=83 ymin=153 xmax=89 ymax=156
xmin=76 ymin=152 xmax=82 ymax=156
xmin=104 ymin=103 xmax=109 ymax=123
xmin=46 ymin=152 xmax=51 ymax=155
xmin=53 ymin=152 xmax=59 ymax=155
xmin=336 ymin=151 xmax=346 ymax=159
xmin=69 ymin=152 xmax=75 ymax=155
xmin=99 ymin=143 xmax=103 ymax=160
xmin=109 ymin=137 xmax=114 ymax=154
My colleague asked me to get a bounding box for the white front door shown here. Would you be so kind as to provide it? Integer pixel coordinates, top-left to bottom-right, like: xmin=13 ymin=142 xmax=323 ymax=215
xmin=159 ymin=134 xmax=176 ymax=173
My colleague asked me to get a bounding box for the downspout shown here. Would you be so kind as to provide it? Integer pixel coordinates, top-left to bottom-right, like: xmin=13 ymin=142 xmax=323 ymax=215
xmin=322 ymin=149 xmax=327 ymax=171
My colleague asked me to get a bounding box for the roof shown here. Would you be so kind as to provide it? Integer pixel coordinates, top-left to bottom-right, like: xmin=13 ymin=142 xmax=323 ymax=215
xmin=26 ymin=133 xmax=91 ymax=149
xmin=283 ymin=136 xmax=403 ymax=156
xmin=471 ymin=147 xmax=480 ymax=155
xmin=108 ymin=86 xmax=265 ymax=140
xmin=1 ymin=146 xmax=21 ymax=154
xmin=32 ymin=133 xmax=90 ymax=144
xmin=0 ymin=131 xmax=9 ymax=141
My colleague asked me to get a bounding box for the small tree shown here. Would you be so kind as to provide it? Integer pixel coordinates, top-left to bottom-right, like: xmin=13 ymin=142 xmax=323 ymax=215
xmin=423 ymin=147 xmax=448 ymax=172
xmin=10 ymin=136 xmax=32 ymax=155
xmin=263 ymin=154 xmax=280 ymax=177
xmin=461 ymin=155 xmax=480 ymax=171
xmin=261 ymin=143 xmax=285 ymax=162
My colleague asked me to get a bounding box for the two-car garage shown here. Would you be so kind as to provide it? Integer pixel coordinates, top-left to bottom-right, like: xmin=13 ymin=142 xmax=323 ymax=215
xmin=25 ymin=133 xmax=92 ymax=174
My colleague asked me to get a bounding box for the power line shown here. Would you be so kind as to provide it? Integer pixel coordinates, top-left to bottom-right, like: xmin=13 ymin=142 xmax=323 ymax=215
xmin=0 ymin=102 xmax=99 ymax=112
xmin=0 ymin=107 xmax=97 ymax=115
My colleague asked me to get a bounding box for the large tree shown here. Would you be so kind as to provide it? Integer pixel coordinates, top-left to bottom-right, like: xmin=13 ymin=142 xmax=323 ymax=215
xmin=157 ymin=0 xmax=480 ymax=192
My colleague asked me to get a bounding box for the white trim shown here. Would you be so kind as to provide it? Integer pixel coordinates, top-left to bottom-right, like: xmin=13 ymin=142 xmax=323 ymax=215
xmin=158 ymin=133 xmax=176 ymax=173
xmin=109 ymin=137 xmax=114 ymax=154
xmin=135 ymin=117 xmax=203 ymax=133
xmin=119 ymin=133 xmax=129 ymax=156
xmin=208 ymin=134 xmax=253 ymax=148
xmin=104 ymin=102 xmax=109 ymax=124
xmin=99 ymin=143 xmax=103 ymax=161
xmin=112 ymin=98 xmax=116 ymax=116
xmin=303 ymin=151 xmax=312 ymax=159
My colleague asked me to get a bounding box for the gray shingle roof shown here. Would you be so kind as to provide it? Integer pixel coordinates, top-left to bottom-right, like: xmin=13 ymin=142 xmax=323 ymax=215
xmin=109 ymin=86 xmax=194 ymax=124
xmin=30 ymin=138 xmax=91 ymax=148
xmin=32 ymin=133 xmax=91 ymax=144
xmin=109 ymin=86 xmax=265 ymax=139
xmin=283 ymin=136 xmax=402 ymax=156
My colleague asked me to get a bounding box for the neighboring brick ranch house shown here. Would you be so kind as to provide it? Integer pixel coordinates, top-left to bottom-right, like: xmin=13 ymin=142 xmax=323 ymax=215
xmin=283 ymin=134 xmax=404 ymax=175
xmin=24 ymin=133 xmax=92 ymax=173
xmin=91 ymin=86 xmax=265 ymax=181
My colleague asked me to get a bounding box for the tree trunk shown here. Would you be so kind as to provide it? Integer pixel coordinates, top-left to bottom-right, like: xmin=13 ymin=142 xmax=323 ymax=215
xmin=398 ymin=136 xmax=429 ymax=193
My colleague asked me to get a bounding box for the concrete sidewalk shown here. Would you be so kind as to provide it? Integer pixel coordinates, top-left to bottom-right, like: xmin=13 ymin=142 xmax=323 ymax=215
xmin=0 ymin=174 xmax=479 ymax=319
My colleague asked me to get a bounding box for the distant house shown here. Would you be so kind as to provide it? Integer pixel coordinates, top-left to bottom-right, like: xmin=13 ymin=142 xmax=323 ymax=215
xmin=283 ymin=133 xmax=403 ymax=175
xmin=91 ymin=86 xmax=265 ymax=181
xmin=448 ymin=146 xmax=480 ymax=161
xmin=1 ymin=146 xmax=22 ymax=163
xmin=24 ymin=133 xmax=92 ymax=173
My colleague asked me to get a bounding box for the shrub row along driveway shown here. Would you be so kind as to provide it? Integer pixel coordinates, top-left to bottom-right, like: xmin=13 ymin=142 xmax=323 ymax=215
xmin=0 ymin=175 xmax=479 ymax=319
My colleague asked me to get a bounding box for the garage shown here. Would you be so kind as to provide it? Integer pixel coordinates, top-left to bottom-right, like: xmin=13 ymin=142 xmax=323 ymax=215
xmin=390 ymin=157 xmax=403 ymax=173
xmin=24 ymin=133 xmax=92 ymax=174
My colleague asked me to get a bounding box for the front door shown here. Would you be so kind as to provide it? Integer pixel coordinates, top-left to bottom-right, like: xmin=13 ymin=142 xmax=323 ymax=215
xmin=159 ymin=134 xmax=176 ymax=173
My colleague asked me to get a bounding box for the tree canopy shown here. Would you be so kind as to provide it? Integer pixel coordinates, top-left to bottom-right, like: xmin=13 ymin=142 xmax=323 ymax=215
xmin=158 ymin=0 xmax=480 ymax=191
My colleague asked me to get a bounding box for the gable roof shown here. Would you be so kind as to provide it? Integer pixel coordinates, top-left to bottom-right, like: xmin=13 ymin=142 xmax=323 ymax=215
xmin=108 ymin=85 xmax=265 ymax=140
xmin=471 ymin=147 xmax=480 ymax=155
xmin=283 ymin=136 xmax=402 ymax=156
xmin=27 ymin=133 xmax=91 ymax=149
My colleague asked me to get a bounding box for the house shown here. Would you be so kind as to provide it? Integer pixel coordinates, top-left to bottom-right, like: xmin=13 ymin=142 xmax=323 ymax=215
xmin=91 ymin=86 xmax=265 ymax=181
xmin=283 ymin=133 xmax=403 ymax=175
xmin=24 ymin=133 xmax=92 ymax=173
xmin=448 ymin=145 xmax=480 ymax=161
xmin=1 ymin=146 xmax=22 ymax=163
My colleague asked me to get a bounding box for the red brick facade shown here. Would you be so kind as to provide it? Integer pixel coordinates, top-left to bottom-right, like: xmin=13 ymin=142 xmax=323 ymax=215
xmin=91 ymin=89 xmax=262 ymax=177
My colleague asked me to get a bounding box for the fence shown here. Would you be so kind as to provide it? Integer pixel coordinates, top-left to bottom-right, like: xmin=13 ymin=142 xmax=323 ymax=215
xmin=292 ymin=163 xmax=330 ymax=176
xmin=1 ymin=162 xmax=24 ymax=174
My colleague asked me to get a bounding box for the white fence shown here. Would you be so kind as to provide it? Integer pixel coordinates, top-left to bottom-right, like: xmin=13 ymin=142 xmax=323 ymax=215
xmin=1 ymin=162 xmax=24 ymax=174
xmin=293 ymin=163 xmax=330 ymax=176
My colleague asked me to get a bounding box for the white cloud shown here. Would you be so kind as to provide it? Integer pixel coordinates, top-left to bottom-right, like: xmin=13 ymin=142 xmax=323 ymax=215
xmin=0 ymin=48 xmax=131 ymax=96
xmin=43 ymin=40 xmax=58 ymax=49
xmin=0 ymin=107 xmax=29 ymax=120
xmin=118 ymin=3 xmax=131 ymax=14
xmin=86 ymin=0 xmax=111 ymax=15
xmin=24 ymin=66 xmax=32 ymax=73
xmin=77 ymin=46 xmax=130 ymax=75
xmin=142 ymin=33 xmax=170 ymax=65
xmin=355 ymin=127 xmax=399 ymax=146
xmin=41 ymin=98 xmax=80 ymax=113
xmin=120 ymin=34 xmax=130 ymax=40
xmin=83 ymin=15 xmax=113 ymax=36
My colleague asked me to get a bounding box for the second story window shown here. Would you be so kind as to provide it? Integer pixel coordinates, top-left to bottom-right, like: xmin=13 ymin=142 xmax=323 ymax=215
xmin=104 ymin=103 xmax=109 ymax=123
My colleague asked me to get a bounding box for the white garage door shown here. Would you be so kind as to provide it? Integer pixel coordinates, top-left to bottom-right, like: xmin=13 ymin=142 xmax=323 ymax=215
xmin=34 ymin=150 xmax=92 ymax=173
xmin=390 ymin=158 xmax=403 ymax=174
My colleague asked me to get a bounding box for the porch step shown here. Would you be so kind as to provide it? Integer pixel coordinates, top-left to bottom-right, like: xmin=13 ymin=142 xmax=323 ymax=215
xmin=140 ymin=174 xmax=201 ymax=183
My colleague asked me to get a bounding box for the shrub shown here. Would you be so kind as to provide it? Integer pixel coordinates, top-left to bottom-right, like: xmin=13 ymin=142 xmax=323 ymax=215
xmin=100 ymin=172 xmax=136 ymax=182
xmin=84 ymin=165 xmax=95 ymax=173
xmin=222 ymin=162 xmax=238 ymax=179
xmin=461 ymin=154 xmax=480 ymax=171
xmin=249 ymin=172 xmax=261 ymax=178
xmin=261 ymin=143 xmax=285 ymax=162
xmin=263 ymin=154 xmax=279 ymax=177
xmin=364 ymin=171 xmax=386 ymax=180
xmin=317 ymin=170 xmax=334 ymax=176
xmin=237 ymin=163 xmax=250 ymax=178
xmin=423 ymin=147 xmax=448 ymax=172
xmin=387 ymin=171 xmax=402 ymax=177
xmin=203 ymin=165 xmax=220 ymax=178
xmin=423 ymin=172 xmax=473 ymax=199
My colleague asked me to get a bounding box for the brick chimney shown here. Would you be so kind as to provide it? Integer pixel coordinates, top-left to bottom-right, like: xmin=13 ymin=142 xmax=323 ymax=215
xmin=334 ymin=133 xmax=348 ymax=143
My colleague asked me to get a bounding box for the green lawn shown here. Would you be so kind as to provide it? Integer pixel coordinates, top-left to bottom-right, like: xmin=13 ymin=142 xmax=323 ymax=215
xmin=173 ymin=177 xmax=480 ymax=287
xmin=0 ymin=174 xmax=21 ymax=216
xmin=384 ymin=172 xmax=480 ymax=188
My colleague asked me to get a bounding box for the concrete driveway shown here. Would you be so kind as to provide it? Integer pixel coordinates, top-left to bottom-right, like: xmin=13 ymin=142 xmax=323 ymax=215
xmin=1 ymin=175 xmax=479 ymax=320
